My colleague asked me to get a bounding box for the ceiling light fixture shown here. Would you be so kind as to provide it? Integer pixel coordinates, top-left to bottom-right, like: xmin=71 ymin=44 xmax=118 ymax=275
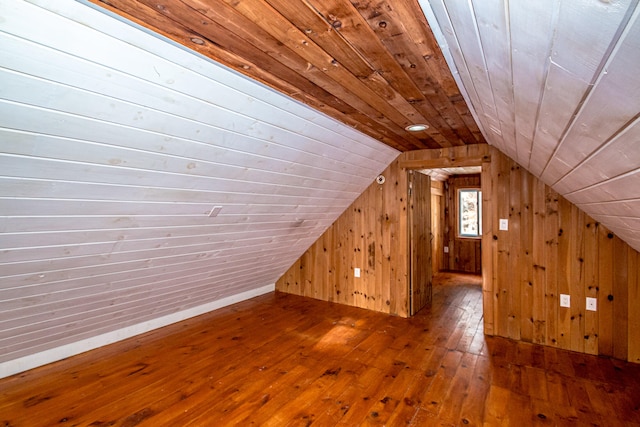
xmin=405 ymin=124 xmax=429 ymax=132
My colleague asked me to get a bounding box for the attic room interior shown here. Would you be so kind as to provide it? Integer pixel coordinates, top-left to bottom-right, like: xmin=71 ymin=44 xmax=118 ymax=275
xmin=1 ymin=0 xmax=640 ymax=425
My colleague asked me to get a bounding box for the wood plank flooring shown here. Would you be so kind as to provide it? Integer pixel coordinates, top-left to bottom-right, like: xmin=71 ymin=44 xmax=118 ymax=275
xmin=2 ymin=272 xmax=640 ymax=426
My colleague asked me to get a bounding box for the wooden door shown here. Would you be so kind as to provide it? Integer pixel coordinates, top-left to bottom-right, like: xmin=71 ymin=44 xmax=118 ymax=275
xmin=409 ymin=170 xmax=433 ymax=315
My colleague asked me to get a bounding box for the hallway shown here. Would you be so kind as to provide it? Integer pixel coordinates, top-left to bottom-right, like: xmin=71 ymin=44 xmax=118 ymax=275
xmin=1 ymin=273 xmax=639 ymax=426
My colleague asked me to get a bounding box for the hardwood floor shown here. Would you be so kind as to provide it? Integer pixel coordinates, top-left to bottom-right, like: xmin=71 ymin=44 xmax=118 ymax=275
xmin=2 ymin=272 xmax=640 ymax=426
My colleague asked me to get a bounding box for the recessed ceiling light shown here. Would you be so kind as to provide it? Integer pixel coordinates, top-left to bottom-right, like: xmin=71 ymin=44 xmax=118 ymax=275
xmin=405 ymin=124 xmax=429 ymax=132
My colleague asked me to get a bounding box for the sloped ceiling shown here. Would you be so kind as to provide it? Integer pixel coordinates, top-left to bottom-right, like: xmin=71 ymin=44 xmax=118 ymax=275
xmin=421 ymin=0 xmax=640 ymax=252
xmin=87 ymin=0 xmax=486 ymax=150
xmin=1 ymin=0 xmax=639 ymax=375
xmin=92 ymin=0 xmax=640 ymax=252
xmin=0 ymin=0 xmax=399 ymax=374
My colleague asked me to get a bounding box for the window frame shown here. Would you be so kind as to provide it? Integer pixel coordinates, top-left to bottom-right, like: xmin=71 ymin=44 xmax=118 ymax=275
xmin=457 ymin=188 xmax=482 ymax=239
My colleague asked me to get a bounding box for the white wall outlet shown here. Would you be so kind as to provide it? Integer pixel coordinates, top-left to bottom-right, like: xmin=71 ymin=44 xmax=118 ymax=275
xmin=444 ymin=246 xmax=449 ymax=253
xmin=499 ymin=219 xmax=509 ymax=231
xmin=560 ymin=294 xmax=570 ymax=308
xmin=354 ymin=268 xmax=361 ymax=278
xmin=586 ymin=297 xmax=597 ymax=311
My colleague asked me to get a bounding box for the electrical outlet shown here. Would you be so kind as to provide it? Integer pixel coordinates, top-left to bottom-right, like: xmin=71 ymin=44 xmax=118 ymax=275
xmin=586 ymin=297 xmax=597 ymax=311
xmin=354 ymin=268 xmax=361 ymax=278
xmin=560 ymin=294 xmax=570 ymax=308
xmin=499 ymin=219 xmax=509 ymax=231
xmin=444 ymin=246 xmax=449 ymax=253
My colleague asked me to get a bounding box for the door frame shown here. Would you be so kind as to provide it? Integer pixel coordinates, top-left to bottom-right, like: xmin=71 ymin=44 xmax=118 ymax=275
xmin=400 ymin=148 xmax=490 ymax=319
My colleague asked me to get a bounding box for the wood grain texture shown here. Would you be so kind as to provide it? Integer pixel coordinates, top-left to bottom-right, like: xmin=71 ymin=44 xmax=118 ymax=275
xmin=281 ymin=145 xmax=640 ymax=363
xmin=3 ymin=273 xmax=640 ymax=426
xmin=443 ymin=174 xmax=482 ymax=274
xmin=409 ymin=170 xmax=432 ymax=314
xmin=430 ymin=180 xmax=444 ymax=273
xmin=86 ymin=0 xmax=485 ymax=151
xmin=4 ymin=0 xmax=640 ymax=383
xmin=483 ymin=148 xmax=640 ymax=362
xmin=276 ymin=156 xmax=409 ymax=317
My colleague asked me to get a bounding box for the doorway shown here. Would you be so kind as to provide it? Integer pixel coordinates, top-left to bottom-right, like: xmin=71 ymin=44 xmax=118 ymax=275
xmin=443 ymin=174 xmax=482 ymax=274
xmin=408 ymin=167 xmax=483 ymax=317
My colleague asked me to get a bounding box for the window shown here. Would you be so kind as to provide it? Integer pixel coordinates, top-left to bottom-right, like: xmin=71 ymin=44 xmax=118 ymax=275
xmin=458 ymin=189 xmax=482 ymax=238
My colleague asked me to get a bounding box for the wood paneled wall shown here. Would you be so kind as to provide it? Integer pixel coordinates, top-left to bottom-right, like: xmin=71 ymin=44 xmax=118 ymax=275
xmin=409 ymin=171 xmax=433 ymax=314
xmin=277 ymin=145 xmax=489 ymax=317
xmin=276 ymin=157 xmax=409 ymax=317
xmin=483 ymin=148 xmax=640 ymax=363
xmin=444 ymin=174 xmax=482 ymax=273
xmin=430 ymin=181 xmax=444 ymax=273
xmin=279 ymin=144 xmax=640 ymax=363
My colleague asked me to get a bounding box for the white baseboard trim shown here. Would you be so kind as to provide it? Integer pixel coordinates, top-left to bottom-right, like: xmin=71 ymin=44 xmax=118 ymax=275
xmin=0 ymin=284 xmax=275 ymax=379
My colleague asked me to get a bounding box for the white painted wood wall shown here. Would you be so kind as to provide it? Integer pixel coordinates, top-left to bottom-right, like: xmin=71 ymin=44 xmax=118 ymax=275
xmin=421 ymin=0 xmax=640 ymax=252
xmin=0 ymin=0 xmax=398 ymax=377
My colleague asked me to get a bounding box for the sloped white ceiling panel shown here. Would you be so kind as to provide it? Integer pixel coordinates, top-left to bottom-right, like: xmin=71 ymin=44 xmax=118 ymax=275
xmin=0 ymin=0 xmax=399 ymax=371
xmin=421 ymin=0 xmax=640 ymax=253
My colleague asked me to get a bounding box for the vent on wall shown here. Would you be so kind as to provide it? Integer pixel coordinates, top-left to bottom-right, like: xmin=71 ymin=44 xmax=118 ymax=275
xmin=208 ymin=206 xmax=223 ymax=217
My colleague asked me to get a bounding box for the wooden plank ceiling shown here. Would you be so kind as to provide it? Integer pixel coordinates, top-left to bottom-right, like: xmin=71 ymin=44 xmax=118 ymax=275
xmin=89 ymin=0 xmax=486 ymax=151
xmin=423 ymin=0 xmax=640 ymax=252
xmin=0 ymin=0 xmax=400 ymax=375
xmin=92 ymin=0 xmax=640 ymax=253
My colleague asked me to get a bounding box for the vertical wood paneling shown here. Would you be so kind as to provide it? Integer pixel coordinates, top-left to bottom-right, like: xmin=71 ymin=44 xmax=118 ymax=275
xmin=481 ymin=160 xmax=494 ymax=336
xmin=430 ymin=181 xmax=444 ymax=273
xmin=276 ymin=156 xmax=409 ymax=317
xmin=569 ymin=209 xmax=585 ymax=354
xmin=629 ymin=249 xmax=640 ymax=363
xmin=612 ymin=237 xmax=629 ymax=360
xmin=543 ymin=187 xmax=559 ymax=348
xmin=556 ymin=197 xmax=572 ymax=350
xmin=484 ymin=148 xmax=640 ymax=363
xmin=597 ymin=227 xmax=615 ymax=357
xmin=531 ymin=179 xmax=547 ymax=344
xmin=495 ymin=152 xmax=511 ymax=338
xmin=409 ymin=171 xmax=432 ymax=314
xmin=583 ymin=217 xmax=599 ymax=355
xmin=520 ymin=171 xmax=534 ymax=343
xmin=507 ymin=162 xmax=522 ymax=341
xmin=281 ymin=145 xmax=488 ymax=317
xmin=282 ymin=145 xmax=640 ymax=363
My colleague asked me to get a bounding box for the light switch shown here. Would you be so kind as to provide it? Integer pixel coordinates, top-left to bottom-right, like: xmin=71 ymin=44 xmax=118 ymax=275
xmin=586 ymin=297 xmax=597 ymax=311
xmin=354 ymin=268 xmax=361 ymax=278
xmin=560 ymin=294 xmax=570 ymax=308
xmin=499 ymin=219 xmax=509 ymax=231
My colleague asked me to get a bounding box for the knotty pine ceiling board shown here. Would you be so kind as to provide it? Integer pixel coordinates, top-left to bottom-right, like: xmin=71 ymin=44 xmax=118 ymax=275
xmin=89 ymin=0 xmax=486 ymax=151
